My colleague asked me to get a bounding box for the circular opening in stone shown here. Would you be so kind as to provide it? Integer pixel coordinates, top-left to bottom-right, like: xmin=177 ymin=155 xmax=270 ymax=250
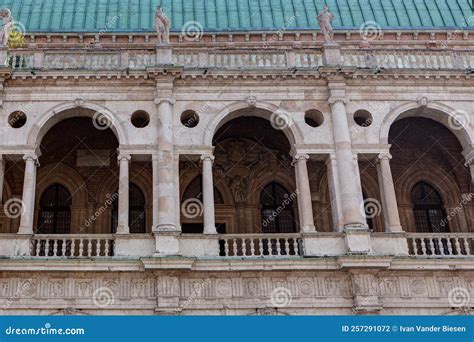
xmin=180 ymin=110 xmax=199 ymax=128
xmin=304 ymin=109 xmax=324 ymax=128
xmin=353 ymin=110 xmax=373 ymax=127
xmin=8 ymin=111 xmax=27 ymax=128
xmin=131 ymin=110 xmax=150 ymax=128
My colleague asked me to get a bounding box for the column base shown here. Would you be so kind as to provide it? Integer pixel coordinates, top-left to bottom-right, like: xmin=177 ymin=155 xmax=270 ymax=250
xmin=153 ymin=231 xmax=180 ymax=256
xmin=203 ymin=225 xmax=217 ymax=235
xmin=17 ymin=226 xmax=33 ymax=235
xmin=344 ymin=229 xmax=372 ymax=255
xmin=387 ymin=225 xmax=404 ymax=233
xmin=153 ymin=224 xmax=178 ymax=233
xmin=115 ymin=225 xmax=130 ymax=235
xmin=301 ymin=224 xmax=317 ymax=233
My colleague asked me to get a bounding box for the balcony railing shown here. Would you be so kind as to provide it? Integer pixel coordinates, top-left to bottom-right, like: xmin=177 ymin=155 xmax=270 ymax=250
xmin=30 ymin=234 xmax=114 ymax=258
xmin=218 ymin=234 xmax=303 ymax=257
xmin=6 ymin=48 xmax=473 ymax=71
xmin=407 ymin=233 xmax=473 ymax=258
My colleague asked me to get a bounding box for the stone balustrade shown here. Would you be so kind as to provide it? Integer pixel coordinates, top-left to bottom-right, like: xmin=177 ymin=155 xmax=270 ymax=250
xmin=219 ymin=234 xmax=303 ymax=257
xmin=0 ymin=232 xmax=473 ymax=259
xmin=407 ymin=233 xmax=473 ymax=257
xmin=6 ymin=47 xmax=473 ymax=71
xmin=30 ymin=234 xmax=114 ymax=258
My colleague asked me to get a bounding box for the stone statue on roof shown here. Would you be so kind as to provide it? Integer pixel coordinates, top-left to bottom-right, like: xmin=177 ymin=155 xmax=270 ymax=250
xmin=0 ymin=8 xmax=13 ymax=47
xmin=317 ymin=5 xmax=335 ymax=44
xmin=155 ymin=7 xmax=171 ymax=44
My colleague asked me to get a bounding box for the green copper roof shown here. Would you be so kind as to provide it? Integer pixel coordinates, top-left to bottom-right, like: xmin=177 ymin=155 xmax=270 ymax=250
xmin=0 ymin=0 xmax=472 ymax=33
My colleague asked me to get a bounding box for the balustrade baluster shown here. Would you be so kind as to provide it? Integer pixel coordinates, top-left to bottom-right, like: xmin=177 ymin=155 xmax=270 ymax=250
xmin=87 ymin=239 xmax=93 ymax=257
xmin=53 ymin=239 xmax=59 ymax=256
xmin=79 ymin=239 xmax=84 ymax=257
xmin=250 ymin=239 xmax=255 ymax=256
xmin=428 ymin=239 xmax=435 ymax=256
xmin=446 ymin=238 xmax=453 ymax=255
xmin=464 ymin=238 xmax=471 ymax=255
xmin=420 ymin=238 xmax=427 ymax=255
xmin=284 ymin=239 xmax=290 ymax=255
xmin=454 ymin=238 xmax=461 ymax=255
xmin=258 ymin=239 xmax=264 ymax=256
xmin=438 ymin=238 xmax=445 ymax=256
xmin=275 ymin=239 xmax=281 ymax=256
xmin=224 ymin=240 xmax=229 ymax=256
xmin=104 ymin=239 xmax=109 ymax=257
xmin=232 ymin=239 xmax=237 ymax=256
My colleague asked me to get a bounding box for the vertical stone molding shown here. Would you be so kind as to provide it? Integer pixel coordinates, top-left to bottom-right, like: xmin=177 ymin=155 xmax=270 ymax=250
xmin=116 ymin=154 xmax=131 ymax=234
xmin=326 ymin=154 xmax=343 ymax=232
xmin=201 ymin=154 xmax=217 ymax=234
xmin=155 ymin=98 xmax=178 ymax=232
xmin=152 ymin=154 xmax=159 ymax=230
xmin=18 ymin=153 xmax=39 ymax=235
xmin=0 ymin=154 xmax=4 ymax=203
xmin=293 ymin=153 xmax=316 ymax=233
xmin=328 ymin=83 xmax=367 ymax=230
xmin=377 ymin=153 xmax=403 ymax=232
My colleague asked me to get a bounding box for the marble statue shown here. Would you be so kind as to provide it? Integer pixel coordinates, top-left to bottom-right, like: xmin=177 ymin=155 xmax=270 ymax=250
xmin=155 ymin=7 xmax=170 ymax=44
xmin=317 ymin=5 xmax=335 ymax=44
xmin=0 ymin=8 xmax=13 ymax=47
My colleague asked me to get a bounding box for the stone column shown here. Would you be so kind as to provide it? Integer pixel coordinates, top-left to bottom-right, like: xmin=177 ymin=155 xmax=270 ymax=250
xmin=201 ymin=154 xmax=217 ymax=234
xmin=154 ymin=98 xmax=178 ymax=232
xmin=152 ymin=154 xmax=159 ymax=230
xmin=326 ymin=155 xmax=343 ymax=232
xmin=18 ymin=154 xmax=39 ymax=234
xmin=0 ymin=154 xmax=4 ymax=203
xmin=328 ymin=88 xmax=367 ymax=229
xmin=377 ymin=153 xmax=403 ymax=232
xmin=293 ymin=154 xmax=316 ymax=232
xmin=116 ymin=154 xmax=131 ymax=234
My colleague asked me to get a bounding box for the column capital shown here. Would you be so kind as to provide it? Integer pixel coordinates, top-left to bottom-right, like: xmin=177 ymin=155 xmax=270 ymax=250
xmin=292 ymin=153 xmax=309 ymax=165
xmin=200 ymin=154 xmax=215 ymax=163
xmin=328 ymin=96 xmax=349 ymax=105
xmin=155 ymin=97 xmax=176 ymax=106
xmin=117 ymin=154 xmax=131 ymax=162
xmin=23 ymin=153 xmax=39 ymax=166
xmin=378 ymin=152 xmax=393 ymax=161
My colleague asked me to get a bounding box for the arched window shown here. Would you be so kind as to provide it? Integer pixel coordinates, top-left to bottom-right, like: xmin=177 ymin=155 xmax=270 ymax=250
xmin=411 ymin=182 xmax=448 ymax=233
xmin=37 ymin=184 xmax=72 ymax=234
xmin=260 ymin=182 xmax=296 ymax=233
xmin=111 ymin=183 xmax=146 ymax=233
